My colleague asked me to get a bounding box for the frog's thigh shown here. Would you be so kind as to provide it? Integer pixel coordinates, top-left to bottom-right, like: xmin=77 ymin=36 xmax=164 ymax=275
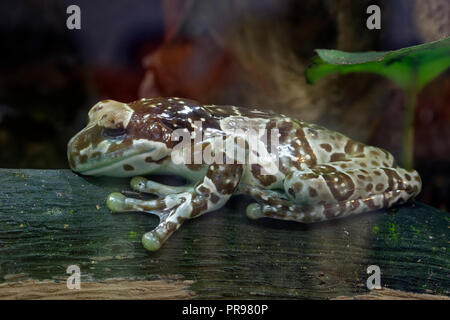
xmin=130 ymin=176 xmax=193 ymax=196
xmin=245 ymin=190 xmax=406 ymax=223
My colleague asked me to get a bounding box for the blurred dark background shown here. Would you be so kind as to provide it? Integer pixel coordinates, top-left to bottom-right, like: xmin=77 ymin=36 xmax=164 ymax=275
xmin=0 ymin=0 xmax=449 ymax=210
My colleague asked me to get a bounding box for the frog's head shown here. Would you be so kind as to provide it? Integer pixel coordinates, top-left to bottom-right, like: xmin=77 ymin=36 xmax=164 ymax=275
xmin=68 ymin=99 xmax=177 ymax=177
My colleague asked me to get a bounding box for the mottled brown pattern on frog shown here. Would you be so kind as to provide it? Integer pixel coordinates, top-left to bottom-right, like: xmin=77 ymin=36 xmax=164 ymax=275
xmin=210 ymin=193 xmax=221 ymax=204
xmin=320 ymin=143 xmax=332 ymax=152
xmin=191 ymin=195 xmax=208 ymax=217
xmin=405 ymin=184 xmax=419 ymax=195
xmin=68 ymin=125 xmax=105 ymax=164
xmin=350 ymin=199 xmax=360 ymax=211
xmin=106 ymin=138 xmax=133 ymax=153
xmin=123 ymin=164 xmax=134 ymax=171
xmin=292 ymin=182 xmax=304 ymax=192
xmin=308 ymin=187 xmax=318 ymax=197
xmin=330 ymin=153 xmax=349 ymax=162
xmin=206 ymin=164 xmax=243 ymax=194
xmin=196 ymin=185 xmax=220 ymax=205
xmin=295 ymin=127 xmax=317 ymax=167
xmin=300 ymin=173 xmax=320 ymax=180
xmin=145 ymin=155 xmax=169 ymax=164
xmin=251 ymin=164 xmax=277 ymax=187
xmin=363 ymin=198 xmax=376 ymax=209
xmin=277 ymin=121 xmax=294 ymax=144
xmin=312 ymin=164 xmax=336 ymax=175
xmin=91 ymin=152 xmax=101 ymax=159
xmin=79 ymin=154 xmax=88 ymax=164
xmin=382 ymin=168 xmax=405 ymax=192
xmin=126 ymin=113 xmax=174 ymax=148
xmin=322 ymin=171 xmax=355 ymax=201
xmin=344 ymin=140 xmax=365 ymax=155
xmin=196 ymin=185 xmax=209 ymax=194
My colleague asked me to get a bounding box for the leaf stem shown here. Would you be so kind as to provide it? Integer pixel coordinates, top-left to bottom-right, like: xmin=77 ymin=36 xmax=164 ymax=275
xmin=402 ymin=87 xmax=418 ymax=170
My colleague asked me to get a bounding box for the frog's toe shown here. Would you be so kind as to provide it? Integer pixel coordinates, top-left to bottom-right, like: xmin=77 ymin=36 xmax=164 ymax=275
xmin=106 ymin=192 xmax=128 ymax=212
xmin=130 ymin=176 xmax=147 ymax=192
xmin=246 ymin=203 xmax=264 ymax=219
xmin=107 ymin=192 xmax=167 ymax=213
xmin=142 ymin=220 xmax=179 ymax=251
xmin=142 ymin=231 xmax=162 ymax=251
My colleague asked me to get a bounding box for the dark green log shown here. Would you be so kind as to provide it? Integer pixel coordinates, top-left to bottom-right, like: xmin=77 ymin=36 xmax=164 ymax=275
xmin=0 ymin=169 xmax=448 ymax=299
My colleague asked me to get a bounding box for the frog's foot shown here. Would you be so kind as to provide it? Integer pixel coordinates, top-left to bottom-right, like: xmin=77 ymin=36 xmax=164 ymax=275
xmin=241 ymin=184 xmax=414 ymax=224
xmin=106 ymin=191 xmax=193 ymax=251
xmin=130 ymin=176 xmax=193 ymax=196
xmin=245 ymin=201 xmax=322 ymax=223
xmin=237 ymin=185 xmax=309 ymax=221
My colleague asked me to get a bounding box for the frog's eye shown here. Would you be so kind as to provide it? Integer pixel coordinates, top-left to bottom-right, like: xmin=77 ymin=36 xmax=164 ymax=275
xmin=102 ymin=127 xmax=127 ymax=138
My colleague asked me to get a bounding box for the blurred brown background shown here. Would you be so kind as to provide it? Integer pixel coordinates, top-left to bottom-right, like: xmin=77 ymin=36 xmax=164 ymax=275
xmin=0 ymin=0 xmax=449 ymax=209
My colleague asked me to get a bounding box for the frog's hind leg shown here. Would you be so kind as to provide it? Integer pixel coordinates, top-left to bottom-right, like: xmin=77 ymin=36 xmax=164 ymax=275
xmin=279 ymin=163 xmax=421 ymax=222
xmin=241 ymin=186 xmax=408 ymax=223
xmin=239 ymin=163 xmax=421 ymax=223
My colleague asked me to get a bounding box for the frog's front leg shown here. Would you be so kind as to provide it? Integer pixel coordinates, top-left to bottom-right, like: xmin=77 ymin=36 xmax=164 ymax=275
xmin=107 ymin=163 xmax=244 ymax=251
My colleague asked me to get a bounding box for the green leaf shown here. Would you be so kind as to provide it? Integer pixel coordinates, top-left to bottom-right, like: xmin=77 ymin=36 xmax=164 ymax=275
xmin=305 ymin=37 xmax=450 ymax=91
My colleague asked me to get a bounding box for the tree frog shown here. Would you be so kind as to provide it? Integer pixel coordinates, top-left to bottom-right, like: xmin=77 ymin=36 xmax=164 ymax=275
xmin=68 ymin=98 xmax=422 ymax=251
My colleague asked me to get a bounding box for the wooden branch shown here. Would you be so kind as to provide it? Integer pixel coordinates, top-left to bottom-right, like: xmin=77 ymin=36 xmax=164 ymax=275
xmin=334 ymin=288 xmax=450 ymax=300
xmin=0 ymin=169 xmax=448 ymax=299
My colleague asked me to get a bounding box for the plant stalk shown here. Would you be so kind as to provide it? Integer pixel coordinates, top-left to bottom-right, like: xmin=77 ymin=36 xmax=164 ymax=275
xmin=402 ymin=87 xmax=418 ymax=170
